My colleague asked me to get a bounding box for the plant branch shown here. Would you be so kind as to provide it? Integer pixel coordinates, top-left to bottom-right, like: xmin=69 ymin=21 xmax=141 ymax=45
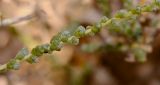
xmin=0 ymin=13 xmax=34 ymax=27
xmin=0 ymin=0 xmax=159 ymax=72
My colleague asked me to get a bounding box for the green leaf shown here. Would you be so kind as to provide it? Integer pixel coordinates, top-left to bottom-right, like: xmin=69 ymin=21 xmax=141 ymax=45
xmin=67 ymin=36 xmax=79 ymax=45
xmin=50 ymin=36 xmax=63 ymax=51
xmin=155 ymin=0 xmax=160 ymax=6
xmin=133 ymin=48 xmax=147 ymax=62
xmin=59 ymin=31 xmax=71 ymax=42
xmin=74 ymin=26 xmax=86 ymax=38
xmin=131 ymin=7 xmax=141 ymax=15
xmin=26 ymin=55 xmax=38 ymax=64
xmin=115 ymin=10 xmax=128 ymax=18
xmin=15 ymin=48 xmax=29 ymax=60
xmin=7 ymin=59 xmax=20 ymax=70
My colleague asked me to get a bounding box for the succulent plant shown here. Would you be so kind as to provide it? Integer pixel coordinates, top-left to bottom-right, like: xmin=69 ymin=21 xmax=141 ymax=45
xmin=0 ymin=0 xmax=159 ymax=72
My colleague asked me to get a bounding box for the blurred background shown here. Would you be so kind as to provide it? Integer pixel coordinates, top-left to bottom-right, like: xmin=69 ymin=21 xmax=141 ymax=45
xmin=1 ymin=0 xmax=160 ymax=85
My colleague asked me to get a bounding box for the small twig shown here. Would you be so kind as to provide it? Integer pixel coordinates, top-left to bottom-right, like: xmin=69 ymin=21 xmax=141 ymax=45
xmin=0 ymin=13 xmax=34 ymax=27
xmin=0 ymin=1 xmax=47 ymax=28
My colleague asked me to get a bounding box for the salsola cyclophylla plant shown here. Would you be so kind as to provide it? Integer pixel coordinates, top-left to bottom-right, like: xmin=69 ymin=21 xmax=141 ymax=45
xmin=0 ymin=0 xmax=160 ymax=72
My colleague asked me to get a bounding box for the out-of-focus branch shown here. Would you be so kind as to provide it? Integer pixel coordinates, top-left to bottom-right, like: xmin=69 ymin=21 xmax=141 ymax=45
xmin=0 ymin=1 xmax=46 ymax=27
xmin=0 ymin=13 xmax=34 ymax=27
